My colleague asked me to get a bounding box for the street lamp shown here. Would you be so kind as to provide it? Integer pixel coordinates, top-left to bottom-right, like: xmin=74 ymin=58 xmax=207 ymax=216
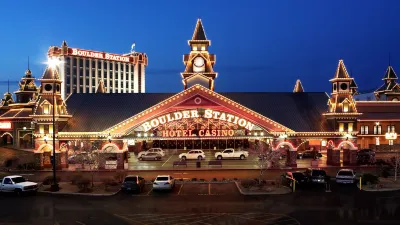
xmin=279 ymin=132 xmax=288 ymax=142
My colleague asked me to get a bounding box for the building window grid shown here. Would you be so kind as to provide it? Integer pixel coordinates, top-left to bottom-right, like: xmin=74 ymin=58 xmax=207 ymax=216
xmin=387 ymin=125 xmax=395 ymax=133
xmin=360 ymin=126 xmax=369 ymax=135
xmin=374 ymin=125 xmax=382 ymax=135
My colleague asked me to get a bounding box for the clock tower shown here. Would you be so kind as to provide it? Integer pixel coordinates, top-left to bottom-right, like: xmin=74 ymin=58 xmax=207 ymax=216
xmin=181 ymin=19 xmax=217 ymax=90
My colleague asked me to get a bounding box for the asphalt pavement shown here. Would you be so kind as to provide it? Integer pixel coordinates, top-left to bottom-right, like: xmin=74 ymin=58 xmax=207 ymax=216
xmin=126 ymin=150 xmax=329 ymax=170
xmin=1 ymin=181 xmax=400 ymax=225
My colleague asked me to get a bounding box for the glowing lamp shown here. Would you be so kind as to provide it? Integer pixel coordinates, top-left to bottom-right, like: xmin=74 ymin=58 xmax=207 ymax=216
xmin=46 ymin=57 xmax=62 ymax=69
xmin=385 ymin=132 xmax=397 ymax=140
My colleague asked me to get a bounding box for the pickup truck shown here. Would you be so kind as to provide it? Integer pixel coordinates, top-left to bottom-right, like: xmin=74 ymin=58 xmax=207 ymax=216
xmin=0 ymin=175 xmax=38 ymax=195
xmin=215 ymin=148 xmax=249 ymax=160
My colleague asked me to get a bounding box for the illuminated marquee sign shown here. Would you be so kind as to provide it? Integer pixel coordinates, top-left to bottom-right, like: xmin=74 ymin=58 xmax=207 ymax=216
xmin=71 ymin=48 xmax=130 ymax=63
xmin=0 ymin=122 xmax=12 ymax=130
xmin=141 ymin=109 xmax=255 ymax=132
xmin=162 ymin=129 xmax=235 ymax=137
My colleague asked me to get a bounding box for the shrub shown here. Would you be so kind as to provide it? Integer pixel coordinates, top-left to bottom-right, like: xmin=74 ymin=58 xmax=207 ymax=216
xmin=361 ymin=173 xmax=379 ymax=185
xmin=241 ymin=179 xmax=256 ymax=189
xmin=212 ymin=178 xmax=217 ymax=182
xmin=222 ymin=177 xmax=226 ymax=181
xmin=103 ymin=178 xmax=119 ymax=187
xmin=191 ymin=178 xmax=197 ymax=181
xmin=114 ymin=171 xmax=127 ymax=183
xmin=233 ymin=178 xmax=238 ymax=181
xmin=42 ymin=176 xmax=61 ymax=185
xmin=71 ymin=174 xmax=83 ymax=185
xmin=199 ymin=179 xmax=205 ymax=182
xmin=179 ymin=178 xmax=184 ymax=181
xmin=77 ymin=178 xmax=91 ymax=192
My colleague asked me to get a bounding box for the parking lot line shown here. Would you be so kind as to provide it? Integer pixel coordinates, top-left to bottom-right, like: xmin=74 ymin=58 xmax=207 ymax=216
xmin=178 ymin=184 xmax=184 ymax=195
xmin=146 ymin=187 xmax=153 ymax=196
xmin=114 ymin=214 xmax=147 ymax=225
xmin=162 ymin=155 xmax=174 ymax=167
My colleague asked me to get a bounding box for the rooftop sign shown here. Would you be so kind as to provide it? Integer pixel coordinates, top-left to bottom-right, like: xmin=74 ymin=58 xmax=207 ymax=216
xmin=70 ymin=48 xmax=130 ymax=63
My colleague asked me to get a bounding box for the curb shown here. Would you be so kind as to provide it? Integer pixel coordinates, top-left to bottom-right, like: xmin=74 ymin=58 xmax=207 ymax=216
xmin=356 ymin=184 xmax=400 ymax=192
xmin=37 ymin=190 xmax=120 ymax=197
xmin=234 ymin=181 xmax=292 ymax=195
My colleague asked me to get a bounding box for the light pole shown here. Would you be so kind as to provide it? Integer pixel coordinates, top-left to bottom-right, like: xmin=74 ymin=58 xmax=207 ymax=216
xmin=50 ymin=78 xmax=59 ymax=192
xmin=385 ymin=128 xmax=398 ymax=181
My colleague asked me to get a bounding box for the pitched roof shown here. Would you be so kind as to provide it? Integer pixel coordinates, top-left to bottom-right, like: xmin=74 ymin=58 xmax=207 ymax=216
xmin=350 ymin=79 xmax=358 ymax=88
xmin=383 ymin=66 xmax=398 ymax=80
xmin=334 ymin=60 xmax=350 ymax=79
xmin=96 ymin=80 xmax=105 ymax=93
xmin=293 ymin=79 xmax=304 ymax=93
xmin=62 ymin=92 xmax=332 ymax=133
xmin=192 ymin=19 xmax=207 ymax=41
xmin=40 ymin=66 xmax=60 ymax=80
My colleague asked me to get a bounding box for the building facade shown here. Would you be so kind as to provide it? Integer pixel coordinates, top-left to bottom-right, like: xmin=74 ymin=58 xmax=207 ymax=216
xmin=48 ymin=41 xmax=148 ymax=99
xmin=1 ymin=19 xmax=400 ymax=169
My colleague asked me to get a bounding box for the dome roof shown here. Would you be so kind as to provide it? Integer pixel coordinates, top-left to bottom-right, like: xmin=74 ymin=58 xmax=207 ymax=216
xmin=25 ymin=69 xmax=32 ymax=76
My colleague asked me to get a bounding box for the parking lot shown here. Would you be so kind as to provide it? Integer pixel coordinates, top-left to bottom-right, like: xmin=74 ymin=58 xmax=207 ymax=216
xmin=125 ymin=182 xmax=241 ymax=197
xmin=127 ymin=149 xmax=328 ymax=170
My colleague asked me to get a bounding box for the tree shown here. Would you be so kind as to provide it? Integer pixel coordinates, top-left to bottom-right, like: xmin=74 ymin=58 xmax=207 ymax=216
xmin=392 ymin=151 xmax=400 ymax=181
xmin=251 ymin=140 xmax=281 ymax=184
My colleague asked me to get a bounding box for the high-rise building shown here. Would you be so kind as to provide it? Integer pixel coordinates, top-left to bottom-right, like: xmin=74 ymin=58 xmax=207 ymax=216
xmin=47 ymin=41 xmax=148 ymax=99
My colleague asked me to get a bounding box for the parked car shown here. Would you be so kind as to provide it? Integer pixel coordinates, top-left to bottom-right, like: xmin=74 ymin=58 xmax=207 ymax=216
xmin=121 ymin=175 xmax=146 ymax=193
xmin=357 ymin=149 xmax=375 ymax=165
xmin=283 ymin=171 xmax=307 ymax=187
xmin=138 ymin=152 xmax=162 ymax=161
xmin=179 ymin=150 xmax=206 ymax=160
xmin=297 ymin=150 xmax=323 ymax=159
xmin=0 ymin=175 xmax=38 ymax=195
xmin=304 ymin=168 xmax=327 ymax=185
xmin=215 ymin=148 xmax=249 ymax=160
xmin=153 ymin=175 xmax=175 ymax=191
xmin=138 ymin=148 xmax=165 ymax=158
xmin=335 ymin=169 xmax=356 ymax=184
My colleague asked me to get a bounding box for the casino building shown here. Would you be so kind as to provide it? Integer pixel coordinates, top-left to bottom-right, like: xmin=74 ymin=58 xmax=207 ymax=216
xmin=1 ymin=19 xmax=400 ymax=169
xmin=47 ymin=41 xmax=148 ymax=99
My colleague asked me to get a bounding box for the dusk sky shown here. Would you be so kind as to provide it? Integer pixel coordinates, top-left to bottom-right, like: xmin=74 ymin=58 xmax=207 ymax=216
xmin=1 ymin=0 xmax=400 ymax=95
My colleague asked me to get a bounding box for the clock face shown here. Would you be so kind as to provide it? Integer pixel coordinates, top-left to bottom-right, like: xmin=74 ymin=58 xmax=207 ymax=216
xmin=194 ymin=57 xmax=205 ymax=67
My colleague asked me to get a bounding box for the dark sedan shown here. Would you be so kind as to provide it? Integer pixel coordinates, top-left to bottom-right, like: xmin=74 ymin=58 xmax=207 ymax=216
xmin=297 ymin=150 xmax=322 ymax=159
xmin=121 ymin=175 xmax=145 ymax=193
xmin=284 ymin=171 xmax=307 ymax=187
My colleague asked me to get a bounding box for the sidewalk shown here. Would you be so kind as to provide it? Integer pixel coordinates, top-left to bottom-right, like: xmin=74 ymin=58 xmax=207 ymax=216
xmin=358 ymin=177 xmax=400 ymax=192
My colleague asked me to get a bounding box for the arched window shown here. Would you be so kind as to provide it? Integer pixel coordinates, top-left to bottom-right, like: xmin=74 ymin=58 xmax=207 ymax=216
xmin=392 ymin=98 xmax=399 ymax=102
xmin=343 ymin=102 xmax=349 ymax=112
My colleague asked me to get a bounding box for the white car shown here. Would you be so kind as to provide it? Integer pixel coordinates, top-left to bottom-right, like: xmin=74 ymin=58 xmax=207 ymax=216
xmin=215 ymin=148 xmax=249 ymax=160
xmin=0 ymin=175 xmax=38 ymax=195
xmin=153 ymin=175 xmax=175 ymax=191
xmin=138 ymin=148 xmax=165 ymax=158
xmin=336 ymin=169 xmax=356 ymax=184
xmin=179 ymin=150 xmax=206 ymax=160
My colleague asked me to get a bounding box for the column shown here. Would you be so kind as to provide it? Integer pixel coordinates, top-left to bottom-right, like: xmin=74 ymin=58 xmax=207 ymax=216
xmin=89 ymin=59 xmax=92 ymax=93
xmin=128 ymin=64 xmax=132 ymax=93
xmin=286 ymin=150 xmax=297 ymax=167
xmin=331 ymin=149 xmax=341 ymax=166
xmin=134 ymin=63 xmax=139 ymax=93
xmin=82 ymin=58 xmax=86 ymax=93
xmin=76 ymin=57 xmax=80 ymax=93
xmin=122 ymin=63 xmax=126 ymax=93
xmin=94 ymin=59 xmax=98 ymax=90
xmin=118 ymin=62 xmax=121 ymax=93
xmin=343 ymin=149 xmax=350 ymax=165
xmin=141 ymin=64 xmax=146 ymax=93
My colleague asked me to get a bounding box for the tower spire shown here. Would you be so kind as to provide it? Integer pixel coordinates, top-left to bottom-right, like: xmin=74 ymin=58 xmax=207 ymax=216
xmin=192 ymin=18 xmax=207 ymax=41
xmin=7 ymin=80 xmax=9 ymax=93
xmin=293 ymin=79 xmax=304 ymax=93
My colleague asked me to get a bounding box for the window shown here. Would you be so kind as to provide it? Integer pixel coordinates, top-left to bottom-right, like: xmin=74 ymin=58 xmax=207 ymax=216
xmin=104 ymin=62 xmax=108 ymax=70
xmin=79 ymin=59 xmax=83 ymax=67
xmin=92 ymin=60 xmax=96 ymax=68
xmin=374 ymin=125 xmax=382 ymax=134
xmin=388 ymin=125 xmax=395 ymax=133
xmin=339 ymin=123 xmax=344 ymax=132
xmin=39 ymin=125 xmax=44 ymax=134
xmin=3 ymin=178 xmax=12 ymax=184
xmin=360 ymin=126 xmax=369 ymax=135
xmin=73 ymin=58 xmax=77 ymax=66
xmin=43 ymin=104 xmax=50 ymax=114
xmin=340 ymin=83 xmax=348 ymax=90
xmin=348 ymin=123 xmax=353 ymax=132
xmin=49 ymin=124 xmax=53 ymax=134
xmin=85 ymin=59 xmax=89 ymax=67
xmin=343 ymin=102 xmax=349 ymax=112
xmin=389 ymin=140 xmax=394 ymax=146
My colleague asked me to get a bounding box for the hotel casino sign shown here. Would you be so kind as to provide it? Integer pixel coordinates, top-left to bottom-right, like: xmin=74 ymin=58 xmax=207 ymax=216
xmin=140 ymin=109 xmax=255 ymax=138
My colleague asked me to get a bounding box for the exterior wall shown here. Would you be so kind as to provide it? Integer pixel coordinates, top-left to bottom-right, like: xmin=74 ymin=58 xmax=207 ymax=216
xmin=357 ymin=120 xmax=399 ymax=150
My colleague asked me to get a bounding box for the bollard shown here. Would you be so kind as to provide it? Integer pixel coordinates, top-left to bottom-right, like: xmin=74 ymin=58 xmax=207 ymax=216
xmin=293 ymin=179 xmax=296 ymax=192
xmin=359 ymin=177 xmax=362 ymax=191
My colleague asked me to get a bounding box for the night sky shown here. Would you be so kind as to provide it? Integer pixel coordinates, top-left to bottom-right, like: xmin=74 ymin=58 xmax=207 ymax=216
xmin=1 ymin=0 xmax=400 ymax=95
